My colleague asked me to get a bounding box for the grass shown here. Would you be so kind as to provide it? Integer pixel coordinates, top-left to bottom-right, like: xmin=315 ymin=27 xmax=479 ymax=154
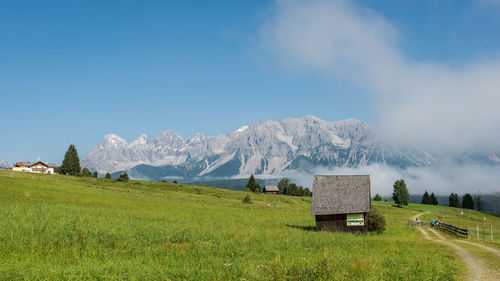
xmin=0 ymin=170 xmax=464 ymax=280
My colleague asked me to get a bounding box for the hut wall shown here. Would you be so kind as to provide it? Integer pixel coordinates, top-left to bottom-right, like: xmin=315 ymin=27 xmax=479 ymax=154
xmin=315 ymin=213 xmax=368 ymax=233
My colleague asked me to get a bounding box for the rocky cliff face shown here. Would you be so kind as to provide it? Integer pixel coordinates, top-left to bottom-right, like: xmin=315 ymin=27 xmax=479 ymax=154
xmin=82 ymin=116 xmax=434 ymax=180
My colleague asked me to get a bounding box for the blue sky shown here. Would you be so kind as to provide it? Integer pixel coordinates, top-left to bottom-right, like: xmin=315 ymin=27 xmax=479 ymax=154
xmin=1 ymin=0 xmax=500 ymax=164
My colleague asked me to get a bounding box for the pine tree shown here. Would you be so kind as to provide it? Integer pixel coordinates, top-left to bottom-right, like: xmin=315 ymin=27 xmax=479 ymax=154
xmin=60 ymin=144 xmax=81 ymax=176
xmin=430 ymin=192 xmax=438 ymax=205
xmin=392 ymin=179 xmax=409 ymax=207
xmin=422 ymin=191 xmax=430 ymax=204
xmin=93 ymin=171 xmax=98 ymax=178
xmin=374 ymin=194 xmax=382 ymax=201
xmin=449 ymin=193 xmax=460 ymax=207
xmin=105 ymin=173 xmax=111 ymax=179
xmin=81 ymin=168 xmax=93 ymax=177
xmin=475 ymin=193 xmax=483 ymax=211
xmin=278 ymin=178 xmax=289 ymax=195
xmin=462 ymin=193 xmax=474 ymax=209
xmin=246 ymin=174 xmax=257 ymax=192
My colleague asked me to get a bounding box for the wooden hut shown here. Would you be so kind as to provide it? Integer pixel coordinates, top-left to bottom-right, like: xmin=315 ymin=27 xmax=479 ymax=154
xmin=263 ymin=185 xmax=279 ymax=194
xmin=311 ymin=175 xmax=371 ymax=233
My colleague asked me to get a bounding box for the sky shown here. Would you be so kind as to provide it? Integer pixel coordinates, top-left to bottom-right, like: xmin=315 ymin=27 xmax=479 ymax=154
xmin=1 ymin=0 xmax=500 ymax=165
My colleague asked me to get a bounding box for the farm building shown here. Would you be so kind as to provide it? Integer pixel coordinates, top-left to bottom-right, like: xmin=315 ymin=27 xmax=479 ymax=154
xmin=13 ymin=161 xmax=56 ymax=174
xmin=263 ymin=185 xmax=279 ymax=194
xmin=311 ymin=175 xmax=371 ymax=233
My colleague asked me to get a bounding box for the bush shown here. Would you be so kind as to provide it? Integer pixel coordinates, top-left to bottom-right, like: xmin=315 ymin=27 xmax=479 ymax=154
xmin=117 ymin=173 xmax=129 ymax=182
xmin=368 ymin=210 xmax=386 ymax=234
xmin=373 ymin=194 xmax=382 ymax=201
xmin=242 ymin=194 xmax=251 ymax=204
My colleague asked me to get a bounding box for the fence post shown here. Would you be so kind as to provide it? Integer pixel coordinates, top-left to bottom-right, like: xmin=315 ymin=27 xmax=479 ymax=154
xmin=483 ymin=224 xmax=485 ymax=243
xmin=477 ymin=225 xmax=479 ymax=240
xmin=491 ymin=224 xmax=493 ymax=243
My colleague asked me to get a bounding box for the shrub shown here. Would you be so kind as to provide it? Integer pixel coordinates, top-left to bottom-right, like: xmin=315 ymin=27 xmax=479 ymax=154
xmin=173 ymin=180 xmax=178 ymax=184
xmin=368 ymin=210 xmax=386 ymax=234
xmin=117 ymin=173 xmax=129 ymax=182
xmin=242 ymin=194 xmax=251 ymax=204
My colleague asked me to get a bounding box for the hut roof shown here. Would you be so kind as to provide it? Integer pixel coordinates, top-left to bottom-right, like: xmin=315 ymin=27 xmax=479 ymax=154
xmin=311 ymin=175 xmax=371 ymax=215
xmin=263 ymin=185 xmax=279 ymax=192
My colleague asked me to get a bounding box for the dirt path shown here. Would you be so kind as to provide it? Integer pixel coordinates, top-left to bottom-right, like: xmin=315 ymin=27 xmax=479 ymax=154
xmin=414 ymin=213 xmax=500 ymax=281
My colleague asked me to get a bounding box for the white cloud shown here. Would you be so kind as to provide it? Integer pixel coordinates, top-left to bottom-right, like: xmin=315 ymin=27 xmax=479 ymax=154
xmin=283 ymin=163 xmax=500 ymax=196
xmin=260 ymin=0 xmax=500 ymax=153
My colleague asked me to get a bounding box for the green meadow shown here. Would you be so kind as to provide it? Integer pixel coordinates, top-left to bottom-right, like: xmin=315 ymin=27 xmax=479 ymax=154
xmin=0 ymin=170 xmax=471 ymax=280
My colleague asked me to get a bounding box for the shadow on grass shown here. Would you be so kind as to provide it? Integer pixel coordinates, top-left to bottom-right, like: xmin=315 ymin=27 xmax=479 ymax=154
xmin=285 ymin=224 xmax=316 ymax=232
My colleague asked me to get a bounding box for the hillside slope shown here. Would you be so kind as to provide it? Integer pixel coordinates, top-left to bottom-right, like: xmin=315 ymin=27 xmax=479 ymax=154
xmin=0 ymin=170 xmax=478 ymax=280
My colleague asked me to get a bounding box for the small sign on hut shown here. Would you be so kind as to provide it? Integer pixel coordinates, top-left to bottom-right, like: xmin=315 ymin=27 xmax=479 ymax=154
xmin=311 ymin=175 xmax=371 ymax=233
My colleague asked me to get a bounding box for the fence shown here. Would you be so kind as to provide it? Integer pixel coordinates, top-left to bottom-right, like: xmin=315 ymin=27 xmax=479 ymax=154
xmin=436 ymin=222 xmax=468 ymax=238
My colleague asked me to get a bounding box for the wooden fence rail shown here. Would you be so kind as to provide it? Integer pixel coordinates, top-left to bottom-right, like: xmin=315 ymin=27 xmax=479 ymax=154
xmin=436 ymin=222 xmax=468 ymax=238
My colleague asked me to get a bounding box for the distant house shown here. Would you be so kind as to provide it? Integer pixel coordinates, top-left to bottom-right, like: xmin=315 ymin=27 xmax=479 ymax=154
xmin=263 ymin=185 xmax=279 ymax=195
xmin=311 ymin=175 xmax=371 ymax=233
xmin=13 ymin=161 xmax=56 ymax=174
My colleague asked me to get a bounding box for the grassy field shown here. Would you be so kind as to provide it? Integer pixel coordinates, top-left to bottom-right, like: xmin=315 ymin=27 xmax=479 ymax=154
xmin=0 ymin=170 xmax=471 ymax=280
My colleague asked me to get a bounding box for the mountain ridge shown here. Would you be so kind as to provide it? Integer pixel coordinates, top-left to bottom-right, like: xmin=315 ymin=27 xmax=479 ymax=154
xmin=82 ymin=116 xmax=434 ymax=180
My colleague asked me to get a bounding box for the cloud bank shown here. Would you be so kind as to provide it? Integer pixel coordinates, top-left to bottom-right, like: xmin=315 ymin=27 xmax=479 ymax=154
xmin=260 ymin=0 xmax=500 ymax=153
xmin=283 ymin=164 xmax=500 ymax=196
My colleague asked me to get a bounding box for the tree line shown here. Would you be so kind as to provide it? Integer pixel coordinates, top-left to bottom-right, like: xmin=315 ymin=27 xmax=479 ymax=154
xmin=244 ymin=174 xmax=312 ymax=196
xmin=383 ymin=178 xmax=484 ymax=211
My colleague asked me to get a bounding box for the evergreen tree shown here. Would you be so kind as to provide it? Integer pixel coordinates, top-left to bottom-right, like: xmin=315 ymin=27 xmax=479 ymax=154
xmin=454 ymin=193 xmax=461 ymax=207
xmin=430 ymin=192 xmax=438 ymax=205
xmin=93 ymin=171 xmax=98 ymax=178
xmin=475 ymin=193 xmax=483 ymax=211
xmin=449 ymin=193 xmax=460 ymax=207
xmin=254 ymin=183 xmax=261 ymax=193
xmin=278 ymin=178 xmax=289 ymax=195
xmin=374 ymin=194 xmax=382 ymax=201
xmin=246 ymin=174 xmax=258 ymax=192
xmin=392 ymin=179 xmax=409 ymax=207
xmin=462 ymin=193 xmax=474 ymax=209
xmin=288 ymin=183 xmax=298 ymax=196
xmin=81 ymin=168 xmax=93 ymax=177
xmin=421 ymin=191 xmax=430 ymax=204
xmin=117 ymin=173 xmax=129 ymax=182
xmin=449 ymin=193 xmax=455 ymax=207
xmin=60 ymin=144 xmax=81 ymax=176
xmin=105 ymin=173 xmax=111 ymax=179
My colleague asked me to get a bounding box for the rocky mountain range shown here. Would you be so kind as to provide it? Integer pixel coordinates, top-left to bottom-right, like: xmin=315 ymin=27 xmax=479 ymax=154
xmin=82 ymin=116 xmax=436 ymax=181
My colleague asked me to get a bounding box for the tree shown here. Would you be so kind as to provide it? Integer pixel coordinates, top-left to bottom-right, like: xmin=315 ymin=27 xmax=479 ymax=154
xmin=254 ymin=183 xmax=261 ymax=193
xmin=278 ymin=178 xmax=289 ymax=195
xmin=105 ymin=173 xmax=111 ymax=179
xmin=449 ymin=193 xmax=460 ymax=207
xmin=392 ymin=179 xmax=409 ymax=207
xmin=288 ymin=183 xmax=298 ymax=196
xmin=430 ymin=192 xmax=438 ymax=205
xmin=246 ymin=174 xmax=258 ymax=192
xmin=373 ymin=194 xmax=382 ymax=201
xmin=303 ymin=188 xmax=312 ymax=197
xmin=117 ymin=173 xmax=129 ymax=182
xmin=60 ymin=144 xmax=81 ymax=176
xmin=93 ymin=171 xmax=98 ymax=178
xmin=80 ymin=168 xmax=93 ymax=177
xmin=475 ymin=192 xmax=483 ymax=211
xmin=421 ymin=191 xmax=430 ymax=205
xmin=462 ymin=193 xmax=474 ymax=209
